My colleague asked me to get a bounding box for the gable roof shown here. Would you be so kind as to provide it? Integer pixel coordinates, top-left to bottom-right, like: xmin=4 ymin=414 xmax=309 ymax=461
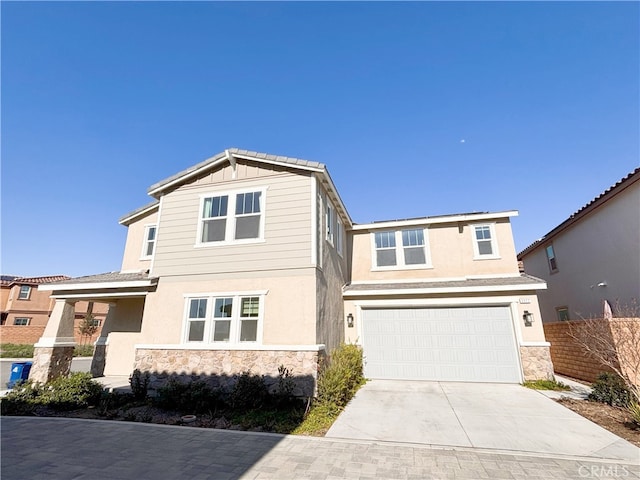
xmin=119 ymin=200 xmax=160 ymax=226
xmin=518 ymin=167 xmax=640 ymax=258
xmin=135 ymin=147 xmax=352 ymax=226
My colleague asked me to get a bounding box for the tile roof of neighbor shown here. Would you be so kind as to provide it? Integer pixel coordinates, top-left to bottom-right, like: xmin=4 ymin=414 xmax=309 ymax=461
xmin=40 ymin=271 xmax=154 ymax=285
xmin=518 ymin=167 xmax=640 ymax=258
xmin=147 ymin=147 xmax=326 ymax=195
xmin=1 ymin=275 xmax=71 ymax=286
xmin=343 ymin=274 xmax=546 ymax=293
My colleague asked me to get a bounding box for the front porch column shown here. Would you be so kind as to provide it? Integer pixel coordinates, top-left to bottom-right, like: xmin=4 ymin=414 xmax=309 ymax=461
xmin=29 ymin=299 xmax=77 ymax=383
xmin=91 ymin=302 xmax=117 ymax=377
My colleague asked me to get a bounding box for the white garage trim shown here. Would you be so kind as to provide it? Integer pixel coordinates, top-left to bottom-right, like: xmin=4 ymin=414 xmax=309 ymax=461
xmin=360 ymin=305 xmax=523 ymax=383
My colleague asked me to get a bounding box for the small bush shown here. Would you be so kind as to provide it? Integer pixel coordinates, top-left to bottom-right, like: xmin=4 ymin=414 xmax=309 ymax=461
xmin=129 ymin=369 xmax=150 ymax=401
xmin=317 ymin=344 xmax=364 ymax=408
xmin=73 ymin=345 xmax=95 ymax=357
xmin=272 ymin=365 xmax=300 ymax=408
xmin=230 ymin=371 xmax=269 ymax=410
xmin=629 ymin=402 xmax=640 ymax=427
xmin=1 ymin=372 xmax=103 ymax=413
xmin=154 ymin=378 xmax=224 ymax=413
xmin=589 ymin=372 xmax=632 ymax=407
xmin=0 ymin=343 xmax=34 ymax=358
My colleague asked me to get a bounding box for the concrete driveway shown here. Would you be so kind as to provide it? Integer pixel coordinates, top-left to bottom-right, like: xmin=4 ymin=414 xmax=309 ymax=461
xmin=326 ymin=380 xmax=640 ymax=463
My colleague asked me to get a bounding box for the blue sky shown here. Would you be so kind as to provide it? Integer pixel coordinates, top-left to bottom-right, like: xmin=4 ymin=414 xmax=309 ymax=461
xmin=2 ymin=2 xmax=638 ymax=278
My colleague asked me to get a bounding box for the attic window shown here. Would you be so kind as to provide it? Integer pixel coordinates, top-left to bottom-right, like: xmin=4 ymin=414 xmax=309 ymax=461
xmin=18 ymin=286 xmax=31 ymax=300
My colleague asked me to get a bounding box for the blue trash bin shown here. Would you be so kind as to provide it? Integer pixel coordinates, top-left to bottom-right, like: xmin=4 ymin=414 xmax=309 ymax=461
xmin=7 ymin=362 xmax=32 ymax=389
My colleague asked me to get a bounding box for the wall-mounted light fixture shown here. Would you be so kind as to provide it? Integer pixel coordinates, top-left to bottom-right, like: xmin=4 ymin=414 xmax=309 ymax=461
xmin=346 ymin=313 xmax=354 ymax=328
xmin=523 ymin=310 xmax=534 ymax=327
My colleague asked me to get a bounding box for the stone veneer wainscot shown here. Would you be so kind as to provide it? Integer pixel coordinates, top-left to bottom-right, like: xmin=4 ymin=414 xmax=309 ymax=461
xmin=134 ymin=347 xmax=324 ymax=397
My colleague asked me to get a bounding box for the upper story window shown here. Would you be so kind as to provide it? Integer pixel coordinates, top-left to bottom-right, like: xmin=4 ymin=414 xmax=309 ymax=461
xmin=326 ymin=203 xmax=335 ymax=245
xmin=184 ymin=293 xmax=264 ymax=344
xmin=373 ymin=228 xmax=431 ymax=269
xmin=556 ymin=307 xmax=569 ymax=321
xmin=14 ymin=317 xmax=30 ymax=326
xmin=198 ymin=189 xmax=264 ymax=245
xmin=17 ymin=285 xmax=31 ymax=300
xmin=472 ymin=224 xmax=499 ymax=259
xmin=336 ymin=217 xmax=344 ymax=257
xmin=142 ymin=225 xmax=157 ymax=259
xmin=546 ymin=244 xmax=558 ymax=272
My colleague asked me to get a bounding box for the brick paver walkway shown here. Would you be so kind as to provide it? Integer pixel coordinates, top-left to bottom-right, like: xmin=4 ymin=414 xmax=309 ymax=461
xmin=2 ymin=417 xmax=638 ymax=479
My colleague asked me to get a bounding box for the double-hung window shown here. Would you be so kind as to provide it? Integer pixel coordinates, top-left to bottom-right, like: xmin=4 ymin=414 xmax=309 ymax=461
xmin=326 ymin=203 xmax=335 ymax=245
xmin=199 ymin=189 xmax=264 ymax=245
xmin=17 ymin=286 xmax=31 ymax=300
xmin=373 ymin=228 xmax=430 ymax=269
xmin=472 ymin=224 xmax=499 ymax=259
xmin=336 ymin=218 xmax=344 ymax=256
xmin=546 ymin=245 xmax=558 ymax=272
xmin=13 ymin=317 xmax=30 ymax=326
xmin=142 ymin=225 xmax=157 ymax=258
xmin=184 ymin=293 xmax=264 ymax=344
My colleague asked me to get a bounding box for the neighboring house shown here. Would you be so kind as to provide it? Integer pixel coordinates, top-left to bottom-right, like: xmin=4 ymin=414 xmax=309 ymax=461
xmin=518 ymin=168 xmax=639 ymax=323
xmin=517 ymin=168 xmax=639 ymax=382
xmin=0 ymin=275 xmax=108 ymax=345
xmin=32 ymin=148 xmax=552 ymax=390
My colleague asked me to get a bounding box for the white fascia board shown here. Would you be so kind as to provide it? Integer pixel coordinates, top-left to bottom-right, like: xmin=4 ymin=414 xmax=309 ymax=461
xmin=351 ymin=210 xmax=519 ymax=231
xmin=135 ymin=344 xmax=326 ymax=352
xmin=319 ymin=170 xmax=353 ymax=227
xmin=118 ymin=203 xmax=160 ymax=226
xmin=147 ymin=155 xmax=228 ymax=197
xmin=343 ymin=282 xmax=547 ymax=297
xmin=39 ymin=280 xmax=155 ymax=291
xmin=50 ymin=292 xmax=149 ymax=299
xmin=230 ymin=153 xmax=325 ymax=173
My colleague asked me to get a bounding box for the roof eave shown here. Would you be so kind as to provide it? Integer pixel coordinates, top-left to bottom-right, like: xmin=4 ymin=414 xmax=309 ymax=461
xmin=352 ymin=210 xmax=519 ymax=231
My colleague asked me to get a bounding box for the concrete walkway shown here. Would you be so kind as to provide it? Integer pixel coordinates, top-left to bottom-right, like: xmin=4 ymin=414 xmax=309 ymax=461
xmin=326 ymin=380 xmax=640 ymax=462
xmin=2 ymin=417 xmax=639 ymax=480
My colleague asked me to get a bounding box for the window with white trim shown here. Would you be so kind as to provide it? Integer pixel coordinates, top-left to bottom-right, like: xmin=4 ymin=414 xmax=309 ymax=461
xmin=198 ymin=189 xmax=264 ymax=244
xmin=142 ymin=225 xmax=157 ymax=258
xmin=184 ymin=294 xmax=263 ymax=344
xmin=14 ymin=317 xmax=30 ymax=326
xmin=373 ymin=228 xmax=430 ymax=269
xmin=556 ymin=307 xmax=569 ymax=321
xmin=336 ymin=217 xmax=344 ymax=257
xmin=17 ymin=285 xmax=31 ymax=300
xmin=326 ymin=203 xmax=335 ymax=245
xmin=546 ymin=244 xmax=558 ymax=272
xmin=472 ymin=224 xmax=499 ymax=259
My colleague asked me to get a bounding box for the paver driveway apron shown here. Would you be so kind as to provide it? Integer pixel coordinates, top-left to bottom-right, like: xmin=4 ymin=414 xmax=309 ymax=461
xmin=326 ymin=380 xmax=640 ymax=463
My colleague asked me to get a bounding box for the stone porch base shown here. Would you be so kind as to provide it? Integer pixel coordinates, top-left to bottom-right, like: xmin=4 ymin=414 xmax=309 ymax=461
xmin=520 ymin=345 xmax=555 ymax=381
xmin=133 ymin=348 xmax=323 ymax=397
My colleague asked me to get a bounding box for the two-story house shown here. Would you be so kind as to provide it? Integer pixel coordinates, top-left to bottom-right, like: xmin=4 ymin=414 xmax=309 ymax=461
xmin=32 ymin=148 xmax=553 ymax=391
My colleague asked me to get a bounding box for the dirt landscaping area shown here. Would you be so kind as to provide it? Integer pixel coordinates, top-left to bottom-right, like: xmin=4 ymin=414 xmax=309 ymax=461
xmin=557 ymin=398 xmax=640 ymax=448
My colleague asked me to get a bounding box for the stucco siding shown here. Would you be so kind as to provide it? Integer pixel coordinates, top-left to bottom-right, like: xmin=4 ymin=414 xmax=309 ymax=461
xmin=351 ymin=219 xmax=519 ymax=281
xmin=121 ymin=210 xmax=158 ymax=272
xmin=521 ymin=185 xmax=640 ymax=322
xmin=138 ymin=273 xmax=318 ymax=347
xmin=151 ymin=170 xmax=313 ymax=277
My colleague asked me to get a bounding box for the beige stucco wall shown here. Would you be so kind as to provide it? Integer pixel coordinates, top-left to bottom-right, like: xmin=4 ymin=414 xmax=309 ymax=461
xmin=521 ymin=183 xmax=640 ymax=322
xmin=351 ymin=219 xmax=520 ymax=282
xmin=101 ymin=298 xmax=146 ymax=376
xmin=137 ymin=272 xmax=319 ymax=347
xmin=121 ymin=210 xmax=158 ymax=272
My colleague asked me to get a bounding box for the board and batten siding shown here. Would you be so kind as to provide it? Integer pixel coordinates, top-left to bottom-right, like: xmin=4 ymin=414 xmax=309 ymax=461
xmin=152 ymin=170 xmax=313 ymax=277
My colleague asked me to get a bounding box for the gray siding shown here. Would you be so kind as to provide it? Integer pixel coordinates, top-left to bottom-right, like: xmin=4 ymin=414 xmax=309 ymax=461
xmin=152 ymin=170 xmax=313 ymax=277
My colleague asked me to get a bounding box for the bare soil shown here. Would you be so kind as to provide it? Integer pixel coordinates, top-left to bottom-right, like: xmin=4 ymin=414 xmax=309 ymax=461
xmin=557 ymin=398 xmax=640 ymax=447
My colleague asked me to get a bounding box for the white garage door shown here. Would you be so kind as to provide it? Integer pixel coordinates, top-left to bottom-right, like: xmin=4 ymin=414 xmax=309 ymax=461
xmin=361 ymin=306 xmax=521 ymax=383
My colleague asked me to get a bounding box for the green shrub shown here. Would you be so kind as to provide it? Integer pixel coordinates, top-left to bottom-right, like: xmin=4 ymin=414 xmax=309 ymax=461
xmin=129 ymin=369 xmax=151 ymax=401
xmin=154 ymin=378 xmax=224 ymax=413
xmin=1 ymin=372 xmax=103 ymax=413
xmin=230 ymin=371 xmax=269 ymax=410
xmin=523 ymin=379 xmax=571 ymax=391
xmin=39 ymin=372 xmax=104 ymax=411
xmin=589 ymin=372 xmax=632 ymax=407
xmin=0 ymin=343 xmax=34 ymax=358
xmin=317 ymin=344 xmax=364 ymax=408
xmin=73 ymin=345 xmax=95 ymax=357
xmin=629 ymin=402 xmax=640 ymax=427
xmin=272 ymin=365 xmax=301 ymax=408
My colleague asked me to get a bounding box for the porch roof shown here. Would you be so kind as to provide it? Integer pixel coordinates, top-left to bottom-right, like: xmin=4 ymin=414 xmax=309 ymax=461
xmin=38 ymin=271 xmax=158 ymax=296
